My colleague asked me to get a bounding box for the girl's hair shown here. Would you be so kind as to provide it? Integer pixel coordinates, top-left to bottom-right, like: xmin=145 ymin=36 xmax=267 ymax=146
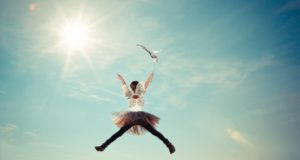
xmin=130 ymin=81 xmax=139 ymax=92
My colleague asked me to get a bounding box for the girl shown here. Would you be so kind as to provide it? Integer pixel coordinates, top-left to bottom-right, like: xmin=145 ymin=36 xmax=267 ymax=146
xmin=95 ymin=72 xmax=175 ymax=154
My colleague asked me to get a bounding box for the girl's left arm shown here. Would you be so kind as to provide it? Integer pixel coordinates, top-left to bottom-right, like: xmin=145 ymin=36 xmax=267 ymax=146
xmin=144 ymin=72 xmax=154 ymax=92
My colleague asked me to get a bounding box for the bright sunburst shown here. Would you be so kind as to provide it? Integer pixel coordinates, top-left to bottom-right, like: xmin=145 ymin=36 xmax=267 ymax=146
xmin=60 ymin=20 xmax=90 ymax=51
xmin=51 ymin=10 xmax=103 ymax=77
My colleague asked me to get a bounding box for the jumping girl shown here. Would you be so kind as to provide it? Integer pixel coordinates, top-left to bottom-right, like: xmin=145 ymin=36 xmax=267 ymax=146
xmin=95 ymin=72 xmax=175 ymax=154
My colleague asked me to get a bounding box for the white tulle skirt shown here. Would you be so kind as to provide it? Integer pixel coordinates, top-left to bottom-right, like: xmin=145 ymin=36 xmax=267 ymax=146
xmin=112 ymin=111 xmax=160 ymax=135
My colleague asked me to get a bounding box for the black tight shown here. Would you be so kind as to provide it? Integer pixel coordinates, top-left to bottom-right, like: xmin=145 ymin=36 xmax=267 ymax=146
xmin=98 ymin=119 xmax=174 ymax=152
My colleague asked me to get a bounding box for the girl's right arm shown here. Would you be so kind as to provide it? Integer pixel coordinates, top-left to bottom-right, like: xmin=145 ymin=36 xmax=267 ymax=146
xmin=117 ymin=74 xmax=131 ymax=97
xmin=117 ymin=74 xmax=126 ymax=85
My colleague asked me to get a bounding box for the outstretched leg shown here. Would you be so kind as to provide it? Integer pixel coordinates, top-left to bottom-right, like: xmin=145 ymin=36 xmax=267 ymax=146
xmin=95 ymin=123 xmax=133 ymax=152
xmin=141 ymin=122 xmax=175 ymax=154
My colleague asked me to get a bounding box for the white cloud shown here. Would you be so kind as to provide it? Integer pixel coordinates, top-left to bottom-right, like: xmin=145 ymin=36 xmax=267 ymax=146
xmin=187 ymin=64 xmax=247 ymax=88
xmin=227 ymin=128 xmax=252 ymax=146
xmin=250 ymin=54 xmax=275 ymax=72
xmin=150 ymin=53 xmax=275 ymax=111
xmin=0 ymin=124 xmax=18 ymax=136
xmin=88 ymin=94 xmax=111 ymax=102
xmin=23 ymin=131 xmax=38 ymax=138
xmin=67 ymin=89 xmax=111 ymax=103
xmin=171 ymin=54 xmax=274 ymax=89
xmin=65 ymin=81 xmax=114 ymax=103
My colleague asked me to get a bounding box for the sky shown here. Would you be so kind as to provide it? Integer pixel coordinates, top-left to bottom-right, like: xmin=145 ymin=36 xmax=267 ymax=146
xmin=0 ymin=0 xmax=300 ymax=160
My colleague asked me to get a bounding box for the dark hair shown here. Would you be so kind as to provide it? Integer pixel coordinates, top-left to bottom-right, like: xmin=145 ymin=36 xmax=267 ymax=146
xmin=130 ymin=81 xmax=139 ymax=92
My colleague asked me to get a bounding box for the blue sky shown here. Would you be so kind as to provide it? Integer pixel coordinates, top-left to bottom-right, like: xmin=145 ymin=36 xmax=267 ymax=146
xmin=0 ymin=0 xmax=300 ymax=159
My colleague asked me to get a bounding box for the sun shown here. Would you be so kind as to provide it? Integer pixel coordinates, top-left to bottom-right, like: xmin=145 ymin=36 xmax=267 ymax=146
xmin=49 ymin=10 xmax=104 ymax=78
xmin=60 ymin=20 xmax=91 ymax=51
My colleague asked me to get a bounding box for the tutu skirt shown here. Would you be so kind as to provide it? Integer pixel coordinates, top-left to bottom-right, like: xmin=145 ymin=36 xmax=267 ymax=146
xmin=112 ymin=111 xmax=160 ymax=135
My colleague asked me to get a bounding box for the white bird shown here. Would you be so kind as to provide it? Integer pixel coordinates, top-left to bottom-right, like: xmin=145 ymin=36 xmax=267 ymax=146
xmin=137 ymin=44 xmax=158 ymax=63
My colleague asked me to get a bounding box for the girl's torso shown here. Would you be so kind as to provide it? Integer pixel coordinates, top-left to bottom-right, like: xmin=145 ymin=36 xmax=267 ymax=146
xmin=123 ymin=82 xmax=145 ymax=111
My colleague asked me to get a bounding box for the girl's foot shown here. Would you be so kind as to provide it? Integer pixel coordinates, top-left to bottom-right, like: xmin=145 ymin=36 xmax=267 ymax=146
xmin=95 ymin=146 xmax=105 ymax=152
xmin=167 ymin=143 xmax=175 ymax=154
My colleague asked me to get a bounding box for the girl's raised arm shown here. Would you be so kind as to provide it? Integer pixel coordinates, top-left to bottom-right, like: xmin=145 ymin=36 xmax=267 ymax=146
xmin=117 ymin=74 xmax=126 ymax=85
xmin=144 ymin=72 xmax=154 ymax=91
xmin=117 ymin=74 xmax=131 ymax=97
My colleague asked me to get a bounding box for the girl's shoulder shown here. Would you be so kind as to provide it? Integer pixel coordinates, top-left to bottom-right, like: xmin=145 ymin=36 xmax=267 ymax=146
xmin=133 ymin=82 xmax=145 ymax=96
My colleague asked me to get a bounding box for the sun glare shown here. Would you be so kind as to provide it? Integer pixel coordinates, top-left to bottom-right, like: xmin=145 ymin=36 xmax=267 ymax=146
xmin=60 ymin=21 xmax=90 ymax=51
xmin=51 ymin=10 xmax=103 ymax=78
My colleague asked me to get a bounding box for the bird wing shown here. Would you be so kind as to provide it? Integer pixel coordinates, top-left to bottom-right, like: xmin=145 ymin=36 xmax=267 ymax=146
xmin=136 ymin=44 xmax=153 ymax=55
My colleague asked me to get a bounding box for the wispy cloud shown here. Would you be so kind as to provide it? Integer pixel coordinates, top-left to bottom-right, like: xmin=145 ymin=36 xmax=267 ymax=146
xmin=0 ymin=124 xmax=39 ymax=143
xmin=173 ymin=54 xmax=274 ymax=89
xmin=66 ymin=83 xmax=112 ymax=103
xmin=250 ymin=54 xmax=275 ymax=72
xmin=188 ymin=64 xmax=247 ymax=88
xmin=154 ymin=53 xmax=275 ymax=110
xmin=159 ymin=53 xmax=275 ymax=90
xmin=195 ymin=58 xmax=271 ymax=89
xmin=23 ymin=131 xmax=38 ymax=138
xmin=0 ymin=124 xmax=18 ymax=136
xmin=85 ymin=94 xmax=111 ymax=102
xmin=227 ymin=128 xmax=252 ymax=146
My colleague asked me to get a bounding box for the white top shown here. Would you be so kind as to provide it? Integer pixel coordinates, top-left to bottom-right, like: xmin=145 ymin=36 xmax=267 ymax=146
xmin=122 ymin=82 xmax=146 ymax=111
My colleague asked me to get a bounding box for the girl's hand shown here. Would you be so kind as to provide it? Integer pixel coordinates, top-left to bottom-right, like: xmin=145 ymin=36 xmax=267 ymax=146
xmin=117 ymin=74 xmax=126 ymax=85
xmin=149 ymin=72 xmax=154 ymax=82
xmin=116 ymin=74 xmax=122 ymax=80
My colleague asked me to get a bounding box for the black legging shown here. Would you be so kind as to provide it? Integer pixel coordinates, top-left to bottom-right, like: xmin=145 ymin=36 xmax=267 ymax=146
xmin=99 ymin=119 xmax=172 ymax=149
